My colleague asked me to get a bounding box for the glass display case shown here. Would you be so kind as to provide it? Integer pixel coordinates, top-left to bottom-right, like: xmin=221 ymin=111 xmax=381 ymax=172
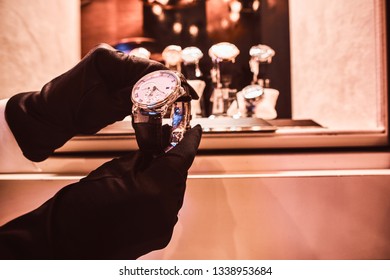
xmin=72 ymin=0 xmax=388 ymax=152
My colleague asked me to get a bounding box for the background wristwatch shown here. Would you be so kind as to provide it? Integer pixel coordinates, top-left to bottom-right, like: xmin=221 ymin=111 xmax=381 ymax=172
xmin=131 ymin=70 xmax=194 ymax=155
xmin=242 ymin=84 xmax=264 ymax=117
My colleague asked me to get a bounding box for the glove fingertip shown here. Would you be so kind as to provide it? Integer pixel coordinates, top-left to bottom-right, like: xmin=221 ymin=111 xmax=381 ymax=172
xmin=166 ymin=124 xmax=202 ymax=161
xmin=183 ymin=124 xmax=202 ymax=150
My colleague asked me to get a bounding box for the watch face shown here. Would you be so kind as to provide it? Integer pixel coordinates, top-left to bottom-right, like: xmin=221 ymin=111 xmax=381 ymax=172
xmin=249 ymin=44 xmax=275 ymax=63
xmin=132 ymin=70 xmax=179 ymax=107
xmin=208 ymin=42 xmax=240 ymax=61
xmin=162 ymin=45 xmax=182 ymax=66
xmin=242 ymin=84 xmax=264 ymax=100
xmin=181 ymin=46 xmax=203 ymax=64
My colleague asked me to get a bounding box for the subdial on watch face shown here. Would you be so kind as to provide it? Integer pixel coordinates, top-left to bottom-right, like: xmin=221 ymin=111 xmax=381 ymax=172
xmin=140 ymin=83 xmax=166 ymax=104
xmin=132 ymin=71 xmax=179 ymax=106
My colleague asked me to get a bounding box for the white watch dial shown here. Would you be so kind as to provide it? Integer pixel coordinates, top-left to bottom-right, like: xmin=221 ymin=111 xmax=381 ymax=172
xmin=132 ymin=70 xmax=179 ymax=107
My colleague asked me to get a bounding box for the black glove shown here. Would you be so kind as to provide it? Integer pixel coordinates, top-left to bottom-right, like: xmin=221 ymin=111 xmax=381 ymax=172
xmin=0 ymin=125 xmax=202 ymax=260
xmin=5 ymin=43 xmax=197 ymax=162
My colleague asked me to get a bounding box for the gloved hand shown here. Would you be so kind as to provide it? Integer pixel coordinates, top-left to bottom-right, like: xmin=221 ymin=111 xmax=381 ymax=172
xmin=5 ymin=43 xmax=198 ymax=162
xmin=0 ymin=125 xmax=202 ymax=260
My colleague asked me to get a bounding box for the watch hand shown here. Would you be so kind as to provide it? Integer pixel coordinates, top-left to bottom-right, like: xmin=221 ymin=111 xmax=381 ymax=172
xmin=154 ymin=86 xmax=166 ymax=95
xmin=151 ymin=85 xmax=164 ymax=93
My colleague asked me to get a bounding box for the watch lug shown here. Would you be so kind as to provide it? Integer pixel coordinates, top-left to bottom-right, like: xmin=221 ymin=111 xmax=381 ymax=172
xmin=179 ymin=86 xmax=186 ymax=97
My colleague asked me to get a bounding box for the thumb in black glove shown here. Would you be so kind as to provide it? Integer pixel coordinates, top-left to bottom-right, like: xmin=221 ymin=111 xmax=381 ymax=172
xmin=5 ymin=43 xmax=198 ymax=162
xmin=0 ymin=124 xmax=202 ymax=260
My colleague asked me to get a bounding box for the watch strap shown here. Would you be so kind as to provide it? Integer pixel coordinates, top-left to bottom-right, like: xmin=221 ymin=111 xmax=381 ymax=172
xmin=175 ymin=71 xmax=199 ymax=101
xmin=132 ymin=120 xmax=163 ymax=155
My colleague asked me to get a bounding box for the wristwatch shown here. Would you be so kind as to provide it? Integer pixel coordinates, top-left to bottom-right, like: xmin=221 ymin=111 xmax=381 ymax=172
xmin=181 ymin=46 xmax=203 ymax=78
xmin=249 ymin=44 xmax=275 ymax=63
xmin=209 ymin=42 xmax=240 ymax=63
xmin=162 ymin=45 xmax=182 ymax=72
xmin=131 ymin=70 xmax=194 ymax=155
xmin=242 ymin=84 xmax=264 ymax=117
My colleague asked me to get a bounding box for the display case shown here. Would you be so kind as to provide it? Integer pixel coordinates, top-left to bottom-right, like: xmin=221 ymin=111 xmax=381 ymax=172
xmin=60 ymin=0 xmax=389 ymax=153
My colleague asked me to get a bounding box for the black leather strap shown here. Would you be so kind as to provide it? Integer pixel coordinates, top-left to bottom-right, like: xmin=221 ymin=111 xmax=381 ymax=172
xmin=131 ymin=109 xmax=164 ymax=155
xmin=132 ymin=122 xmax=163 ymax=155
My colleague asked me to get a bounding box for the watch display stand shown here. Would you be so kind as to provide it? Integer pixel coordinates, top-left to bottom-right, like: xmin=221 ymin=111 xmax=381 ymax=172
xmin=162 ymin=45 xmax=182 ymax=72
xmin=227 ymin=44 xmax=279 ymax=119
xmin=181 ymin=46 xmax=206 ymax=119
xmin=187 ymin=80 xmax=206 ymax=119
xmin=208 ymin=42 xmax=240 ymax=117
xmin=228 ymin=88 xmax=279 ymax=120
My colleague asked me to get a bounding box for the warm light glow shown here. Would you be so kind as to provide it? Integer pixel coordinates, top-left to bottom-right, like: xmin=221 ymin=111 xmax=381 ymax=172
xmin=152 ymin=4 xmax=163 ymax=16
xmin=173 ymin=22 xmax=183 ymax=34
xmin=230 ymin=0 xmax=242 ymax=13
xmin=156 ymin=0 xmax=169 ymax=5
xmin=252 ymin=0 xmax=260 ymax=11
xmin=189 ymin=25 xmax=199 ymax=37
xmin=221 ymin=19 xmax=229 ymax=29
xmin=267 ymin=0 xmax=277 ymax=8
xmin=229 ymin=12 xmax=240 ymax=22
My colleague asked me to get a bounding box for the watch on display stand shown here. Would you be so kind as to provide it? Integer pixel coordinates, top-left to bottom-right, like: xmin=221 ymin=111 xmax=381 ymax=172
xmin=226 ymin=43 xmax=278 ymax=119
xmin=131 ymin=70 xmax=196 ymax=155
xmin=181 ymin=46 xmax=204 ymax=79
xmin=181 ymin=46 xmax=206 ymax=118
xmin=162 ymin=45 xmax=183 ymax=73
xmin=242 ymin=84 xmax=264 ymax=117
xmin=208 ymin=42 xmax=240 ymax=116
xmin=249 ymin=44 xmax=275 ymax=86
